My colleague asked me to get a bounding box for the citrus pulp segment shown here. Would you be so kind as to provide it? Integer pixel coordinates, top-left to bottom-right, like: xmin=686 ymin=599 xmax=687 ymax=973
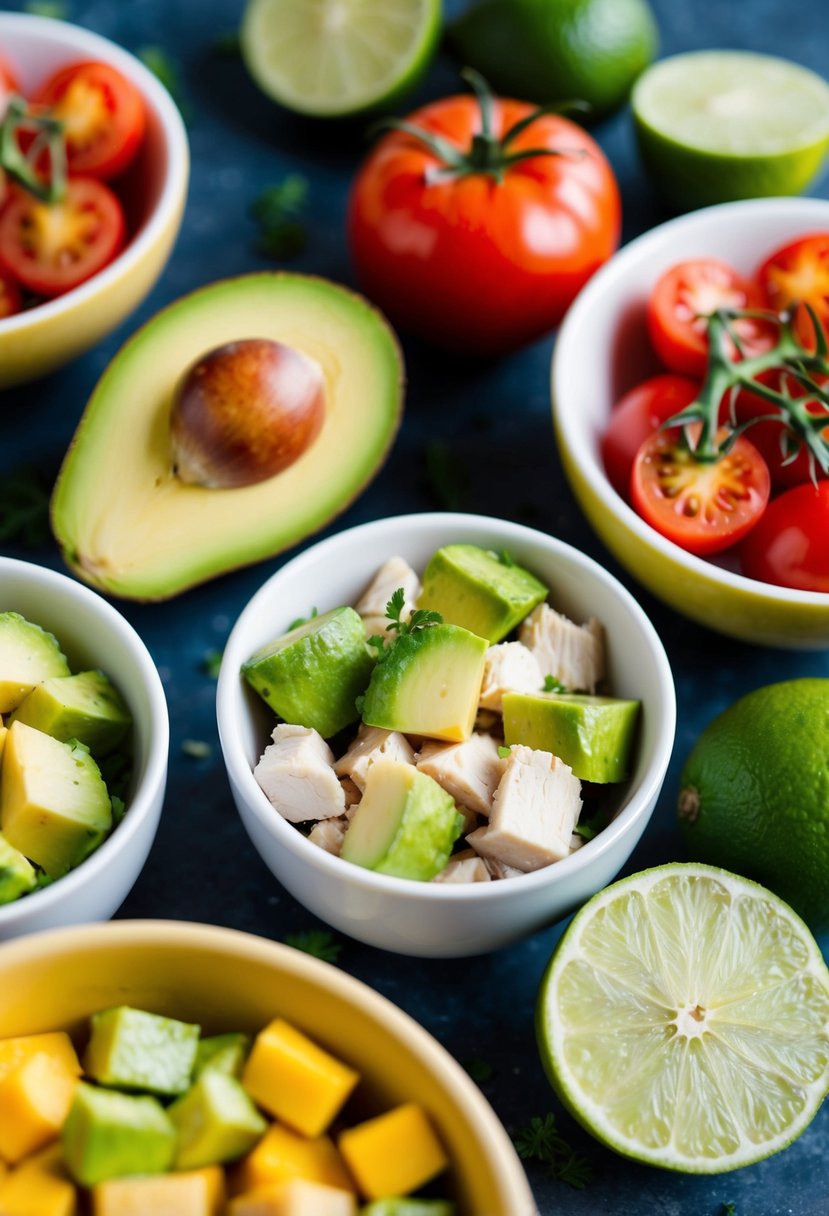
xmin=536 ymin=864 xmax=829 ymax=1173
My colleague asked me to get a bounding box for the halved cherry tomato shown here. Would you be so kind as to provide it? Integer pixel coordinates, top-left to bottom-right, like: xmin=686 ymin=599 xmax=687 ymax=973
xmin=34 ymin=61 xmax=145 ymax=180
xmin=630 ymin=428 xmax=770 ymax=556
xmin=741 ymin=481 xmax=829 ymax=592
xmin=0 ymin=266 xmax=22 ymax=319
xmin=0 ymin=53 xmax=19 ymax=119
xmin=647 ymin=259 xmax=774 ymax=377
xmin=757 ymin=233 xmax=829 ymax=351
xmin=734 ymin=371 xmax=829 ymax=491
xmin=601 ymin=373 xmax=700 ymax=498
xmin=0 ymin=177 xmax=126 ymax=298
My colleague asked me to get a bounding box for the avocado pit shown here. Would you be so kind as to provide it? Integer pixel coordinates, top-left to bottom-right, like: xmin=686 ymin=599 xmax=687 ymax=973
xmin=170 ymin=338 xmax=326 ymax=489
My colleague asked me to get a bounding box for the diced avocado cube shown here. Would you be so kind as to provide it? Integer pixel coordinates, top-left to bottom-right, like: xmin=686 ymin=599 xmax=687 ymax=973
xmin=341 ymin=760 xmax=463 ymax=881
xmin=242 ymin=606 xmax=373 ymax=739
xmin=0 ymin=723 xmax=112 ymax=877
xmin=194 ymin=1032 xmax=251 ymax=1079
xmin=61 ymin=1082 xmax=176 ymax=1187
xmin=83 ymin=1006 xmax=200 ymax=1097
xmin=0 ymin=613 xmax=71 ymax=714
xmin=10 ymin=670 xmax=132 ymax=757
xmin=417 ymin=545 xmax=548 ymax=643
xmin=169 ymin=1069 xmax=266 ymax=1170
xmin=361 ymin=1202 xmax=457 ymax=1216
xmin=502 ymin=692 xmax=641 ymax=783
xmin=360 ymin=624 xmax=487 ymax=743
xmin=0 ymin=832 xmax=37 ymax=904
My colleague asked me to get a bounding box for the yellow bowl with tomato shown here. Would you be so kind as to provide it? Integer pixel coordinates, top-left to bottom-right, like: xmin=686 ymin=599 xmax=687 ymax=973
xmin=0 ymin=13 xmax=188 ymax=389
xmin=552 ymin=196 xmax=829 ymax=649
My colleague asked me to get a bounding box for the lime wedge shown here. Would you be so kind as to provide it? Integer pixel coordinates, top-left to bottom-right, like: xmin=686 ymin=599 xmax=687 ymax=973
xmin=537 ymin=863 xmax=829 ymax=1173
xmin=241 ymin=0 xmax=441 ymax=118
xmin=632 ymin=51 xmax=829 ymax=208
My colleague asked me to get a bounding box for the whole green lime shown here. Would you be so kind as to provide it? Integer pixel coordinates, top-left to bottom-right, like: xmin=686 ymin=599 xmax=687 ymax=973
xmin=447 ymin=0 xmax=658 ymax=116
xmin=678 ymin=679 xmax=829 ymax=931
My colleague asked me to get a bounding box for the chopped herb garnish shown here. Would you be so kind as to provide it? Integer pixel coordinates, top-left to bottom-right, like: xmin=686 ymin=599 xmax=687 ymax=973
xmin=138 ymin=47 xmax=190 ymax=120
xmin=284 ymin=929 xmax=342 ymax=963
xmin=574 ymin=807 xmax=610 ymax=841
xmin=463 ymin=1057 xmax=494 ymax=1083
xmin=721 ymin=1204 xmax=737 ymax=1216
xmin=512 ymin=1112 xmax=593 ymax=1190
xmin=498 ymin=549 xmax=515 ymax=567
xmin=23 ymin=0 xmax=68 ymax=16
xmin=424 ymin=439 xmax=469 ymax=511
xmin=542 ymin=674 xmax=567 ymax=693
xmin=497 ymin=745 xmax=511 ymax=759
xmin=251 ymin=177 xmax=308 ymax=260
xmin=287 ymin=607 xmax=318 ymax=631
xmin=0 ymin=467 xmax=51 ymax=547
xmin=110 ymin=795 xmax=126 ymax=825
xmin=182 ymin=739 xmax=211 ymax=759
xmin=97 ymin=750 xmax=133 ymax=803
xmin=201 ymin=649 xmax=224 ymax=679
xmin=34 ymin=870 xmax=57 ymax=890
xmin=369 ymin=589 xmax=443 ymax=667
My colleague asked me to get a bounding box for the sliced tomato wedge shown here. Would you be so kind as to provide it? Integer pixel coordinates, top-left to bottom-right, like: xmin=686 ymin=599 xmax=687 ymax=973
xmin=0 ymin=177 xmax=126 ymax=298
xmin=734 ymin=371 xmax=829 ymax=491
xmin=34 ymin=61 xmax=145 ymax=180
xmin=631 ymin=428 xmax=771 ymax=557
xmin=647 ymin=258 xmax=774 ymax=377
xmin=0 ymin=266 xmax=22 ymax=319
xmin=741 ymin=481 xmax=829 ymax=592
xmin=601 ymin=373 xmax=701 ymax=498
xmin=757 ymin=233 xmax=829 ymax=351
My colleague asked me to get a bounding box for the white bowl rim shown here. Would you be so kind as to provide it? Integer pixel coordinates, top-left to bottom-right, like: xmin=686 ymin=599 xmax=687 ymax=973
xmin=0 ymin=12 xmax=189 ymax=336
xmin=217 ymin=511 xmax=677 ymax=903
xmin=0 ymin=556 xmax=169 ymax=926
xmin=552 ymin=195 xmax=829 ymax=609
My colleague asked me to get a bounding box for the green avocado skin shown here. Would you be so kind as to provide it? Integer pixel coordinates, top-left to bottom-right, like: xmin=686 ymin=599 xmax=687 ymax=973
xmin=418 ymin=544 xmax=548 ymax=644
xmin=61 ymin=1082 xmax=176 ymax=1187
xmin=503 ymin=693 xmax=640 ymax=783
xmin=242 ymin=606 xmax=373 ymax=739
xmin=0 ymin=833 xmax=36 ymax=904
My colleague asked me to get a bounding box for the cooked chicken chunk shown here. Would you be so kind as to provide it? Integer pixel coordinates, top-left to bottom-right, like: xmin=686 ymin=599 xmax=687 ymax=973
xmin=433 ymin=849 xmax=492 ymax=884
xmin=334 ymin=724 xmax=415 ymax=792
xmin=416 ymin=732 xmax=505 ymax=817
xmin=467 ymin=744 xmax=582 ymax=871
xmin=484 ymin=857 xmax=525 ymax=880
xmin=479 ymin=642 xmax=544 ymax=712
xmin=308 ymin=816 xmax=350 ymax=856
xmin=356 ymin=556 xmax=421 ymax=638
xmin=519 ymin=603 xmax=605 ymax=693
xmin=254 ymin=724 xmax=345 ymax=823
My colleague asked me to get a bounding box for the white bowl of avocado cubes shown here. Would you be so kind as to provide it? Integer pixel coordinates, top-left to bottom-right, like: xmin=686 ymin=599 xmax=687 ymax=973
xmin=218 ymin=514 xmax=676 ymax=957
xmin=0 ymin=557 xmax=169 ymax=938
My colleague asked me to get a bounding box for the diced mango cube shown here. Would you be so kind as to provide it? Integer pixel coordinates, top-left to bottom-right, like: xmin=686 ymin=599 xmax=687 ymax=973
xmin=227 ymin=1179 xmax=357 ymax=1216
xmin=338 ymin=1103 xmax=449 ymax=1200
xmin=0 ymin=1144 xmax=77 ymax=1216
xmin=0 ymin=1053 xmax=78 ymax=1163
xmin=229 ymin=1123 xmax=354 ymax=1196
xmin=241 ymin=1020 xmax=359 ymax=1138
xmin=91 ymin=1165 xmax=226 ymax=1216
xmin=0 ymin=1033 xmax=82 ymax=1082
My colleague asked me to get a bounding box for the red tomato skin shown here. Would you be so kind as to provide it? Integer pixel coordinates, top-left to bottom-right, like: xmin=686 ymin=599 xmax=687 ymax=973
xmin=0 ymin=266 xmax=22 ymax=319
xmin=757 ymin=233 xmax=829 ymax=350
xmin=35 ymin=61 xmax=145 ymax=180
xmin=734 ymin=374 xmax=829 ymax=492
xmin=347 ymin=95 xmax=620 ymax=355
xmin=0 ymin=178 xmax=126 ymax=298
xmin=601 ymin=373 xmax=700 ymax=498
xmin=741 ymin=482 xmax=829 ymax=592
xmin=647 ymin=259 xmax=773 ymax=377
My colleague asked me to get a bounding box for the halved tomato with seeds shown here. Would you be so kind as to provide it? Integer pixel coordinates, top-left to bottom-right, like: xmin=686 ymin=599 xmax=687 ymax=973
xmin=34 ymin=61 xmax=145 ymax=180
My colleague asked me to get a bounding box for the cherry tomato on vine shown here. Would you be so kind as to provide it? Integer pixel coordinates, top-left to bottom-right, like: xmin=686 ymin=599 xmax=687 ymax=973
xmin=757 ymin=233 xmax=829 ymax=350
xmin=347 ymin=76 xmax=620 ymax=355
xmin=741 ymin=481 xmax=829 ymax=592
xmin=0 ymin=53 xmax=19 ymax=119
xmin=647 ymin=258 xmax=774 ymax=377
xmin=601 ymin=373 xmax=701 ymax=498
xmin=0 ymin=266 xmax=21 ymax=319
xmin=0 ymin=177 xmax=125 ymax=298
xmin=630 ymin=428 xmax=771 ymax=556
xmin=734 ymin=372 xmax=829 ymax=491
xmin=34 ymin=61 xmax=145 ymax=180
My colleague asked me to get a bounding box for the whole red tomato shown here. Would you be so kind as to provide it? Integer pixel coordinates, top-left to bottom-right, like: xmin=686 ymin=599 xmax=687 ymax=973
xmin=347 ymin=79 xmax=620 ymax=355
xmin=740 ymin=481 xmax=829 ymax=592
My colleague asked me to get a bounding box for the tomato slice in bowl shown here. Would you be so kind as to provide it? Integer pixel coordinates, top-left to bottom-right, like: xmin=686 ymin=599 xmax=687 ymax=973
xmin=740 ymin=481 xmax=829 ymax=592
xmin=0 ymin=177 xmax=126 ymax=298
xmin=647 ymin=258 xmax=774 ymax=377
xmin=757 ymin=233 xmax=829 ymax=350
xmin=601 ymin=373 xmax=701 ymax=498
xmin=631 ymin=428 xmax=771 ymax=557
xmin=34 ymin=61 xmax=145 ymax=180
xmin=0 ymin=266 xmax=22 ymax=319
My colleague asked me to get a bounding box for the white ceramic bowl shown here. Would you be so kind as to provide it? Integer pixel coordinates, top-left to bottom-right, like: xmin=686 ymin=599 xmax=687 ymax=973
xmin=0 ymin=13 xmax=189 ymax=388
xmin=0 ymin=557 xmax=169 ymax=938
xmin=553 ymin=196 xmax=829 ymax=649
xmin=217 ymin=512 xmax=676 ymax=958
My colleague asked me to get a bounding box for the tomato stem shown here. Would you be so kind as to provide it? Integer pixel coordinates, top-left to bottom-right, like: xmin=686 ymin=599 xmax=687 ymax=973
xmin=0 ymin=96 xmax=67 ymax=204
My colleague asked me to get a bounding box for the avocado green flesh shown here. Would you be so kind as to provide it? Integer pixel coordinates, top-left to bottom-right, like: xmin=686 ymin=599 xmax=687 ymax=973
xmin=51 ymin=274 xmax=403 ymax=600
xmin=194 ymin=1032 xmax=250 ymax=1079
xmin=83 ymin=1006 xmax=200 ymax=1097
xmin=62 ymin=1083 xmax=176 ymax=1187
xmin=169 ymin=1070 xmax=266 ymax=1170
xmin=362 ymin=1202 xmax=457 ymax=1216
xmin=502 ymin=692 xmax=640 ymax=783
xmin=242 ymin=606 xmax=373 ymax=738
xmin=418 ymin=544 xmax=548 ymax=643
xmin=10 ymin=669 xmax=132 ymax=757
xmin=0 ymin=612 xmax=70 ymax=714
xmin=0 ymin=832 xmax=36 ymax=904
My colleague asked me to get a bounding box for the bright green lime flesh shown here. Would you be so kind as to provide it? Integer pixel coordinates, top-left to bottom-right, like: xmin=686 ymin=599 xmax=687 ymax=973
xmin=537 ymin=864 xmax=829 ymax=1173
xmin=633 ymin=51 xmax=829 ymax=206
xmin=241 ymin=0 xmax=441 ymax=117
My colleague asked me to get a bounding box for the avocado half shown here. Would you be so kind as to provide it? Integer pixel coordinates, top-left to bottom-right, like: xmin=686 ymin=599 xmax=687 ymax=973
xmin=51 ymin=274 xmax=404 ymax=600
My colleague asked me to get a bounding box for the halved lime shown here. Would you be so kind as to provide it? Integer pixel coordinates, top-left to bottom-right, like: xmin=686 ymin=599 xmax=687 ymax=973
xmin=241 ymin=0 xmax=442 ymax=118
xmin=632 ymin=51 xmax=829 ymax=208
xmin=536 ymin=863 xmax=829 ymax=1173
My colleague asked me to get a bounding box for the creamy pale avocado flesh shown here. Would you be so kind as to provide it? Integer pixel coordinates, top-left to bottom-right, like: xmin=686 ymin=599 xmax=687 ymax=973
xmin=169 ymin=1070 xmax=266 ymax=1171
xmin=84 ymin=1006 xmax=200 ymax=1096
xmin=10 ymin=669 xmax=132 ymax=757
xmin=417 ymin=544 xmax=548 ymax=643
xmin=0 ymin=612 xmax=70 ymax=714
xmin=62 ymin=1083 xmax=176 ymax=1187
xmin=502 ymin=692 xmax=641 ymax=783
xmin=51 ymin=274 xmax=403 ymax=600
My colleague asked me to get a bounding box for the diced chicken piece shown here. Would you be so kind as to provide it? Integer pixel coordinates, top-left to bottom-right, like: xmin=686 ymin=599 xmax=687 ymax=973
xmin=254 ymin=724 xmax=345 ymax=824
xmin=356 ymin=556 xmax=422 ymax=637
xmin=416 ymin=732 xmax=506 ymax=817
xmin=484 ymin=857 xmax=525 ymax=881
xmin=570 ymin=831 xmax=585 ymax=852
xmin=334 ymin=724 xmax=415 ymax=792
xmin=474 ymin=709 xmax=503 ymax=735
xmin=479 ymin=642 xmax=544 ymax=712
xmin=519 ymin=604 xmax=605 ymax=693
xmin=339 ymin=776 xmax=362 ymax=807
xmin=308 ymin=816 xmax=350 ymax=856
xmin=433 ymin=849 xmax=492 ymax=884
xmin=467 ymin=744 xmax=582 ymax=872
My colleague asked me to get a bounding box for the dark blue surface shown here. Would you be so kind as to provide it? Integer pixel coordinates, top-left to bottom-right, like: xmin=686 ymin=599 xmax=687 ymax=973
xmin=2 ymin=1 xmax=829 ymax=1212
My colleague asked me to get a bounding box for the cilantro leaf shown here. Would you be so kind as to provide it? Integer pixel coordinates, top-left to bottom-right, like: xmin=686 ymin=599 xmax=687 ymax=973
xmin=366 ymin=635 xmax=387 ymax=662
xmin=497 ymin=745 xmax=512 ymax=759
xmin=110 ymin=795 xmax=126 ymax=825
xmin=542 ymin=674 xmax=567 ymax=693
xmin=284 ymin=929 xmax=342 ymax=964
xmin=0 ymin=467 xmax=51 ymax=547
xmin=384 ymin=587 xmax=408 ymax=632
xmin=201 ymin=649 xmax=223 ymax=680
xmin=512 ymin=1112 xmax=593 ymax=1190
xmin=251 ymin=177 xmax=308 ymax=260
xmin=384 ymin=589 xmax=442 ymax=638
xmin=721 ymin=1205 xmax=737 ymax=1216
xmin=287 ymin=606 xmax=318 ymax=632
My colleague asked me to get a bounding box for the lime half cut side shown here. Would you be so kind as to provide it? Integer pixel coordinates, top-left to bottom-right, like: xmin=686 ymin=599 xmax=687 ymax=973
xmin=537 ymin=863 xmax=829 ymax=1173
xmin=241 ymin=0 xmax=441 ymax=118
xmin=632 ymin=51 xmax=829 ymax=207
